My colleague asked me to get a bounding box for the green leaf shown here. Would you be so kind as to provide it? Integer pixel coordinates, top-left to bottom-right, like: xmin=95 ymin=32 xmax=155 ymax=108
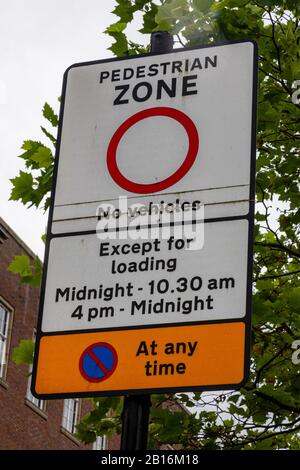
xmin=9 ymin=171 xmax=34 ymax=204
xmin=192 ymin=0 xmax=213 ymax=14
xmin=155 ymin=4 xmax=176 ymax=25
xmin=291 ymin=375 xmax=300 ymax=392
xmin=31 ymin=146 xmax=53 ymax=169
xmin=12 ymin=339 xmax=35 ymax=365
xmin=139 ymin=3 xmax=158 ymax=33
xmin=31 ymin=257 xmax=43 ymax=288
xmin=286 ymin=288 xmax=300 ymax=314
xmin=8 ymin=255 xmax=42 ymax=288
xmin=155 ymin=21 xmax=173 ymax=32
xmin=20 ymin=140 xmax=43 ymax=158
xmin=105 ymin=22 xmax=127 ymax=33
xmin=40 ymin=126 xmax=56 ymax=144
xmin=42 ymin=103 xmax=58 ymax=127
xmin=8 ymin=255 xmax=32 ymax=277
xmin=112 ymin=0 xmax=134 ymax=23
xmin=108 ymin=32 xmax=128 ymax=57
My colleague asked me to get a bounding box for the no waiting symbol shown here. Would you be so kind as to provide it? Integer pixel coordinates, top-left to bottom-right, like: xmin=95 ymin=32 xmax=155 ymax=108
xmin=79 ymin=342 xmax=118 ymax=383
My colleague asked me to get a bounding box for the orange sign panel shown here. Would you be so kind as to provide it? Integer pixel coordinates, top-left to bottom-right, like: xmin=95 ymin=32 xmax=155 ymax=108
xmin=33 ymin=322 xmax=246 ymax=396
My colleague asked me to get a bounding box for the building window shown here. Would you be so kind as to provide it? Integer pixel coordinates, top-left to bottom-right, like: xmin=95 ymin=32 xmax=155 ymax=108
xmin=62 ymin=399 xmax=80 ymax=434
xmin=26 ymin=363 xmax=46 ymax=412
xmin=93 ymin=435 xmax=106 ymax=450
xmin=0 ymin=301 xmax=12 ymax=381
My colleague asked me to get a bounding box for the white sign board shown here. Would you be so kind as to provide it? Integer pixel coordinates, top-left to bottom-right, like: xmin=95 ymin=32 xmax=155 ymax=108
xmin=42 ymin=219 xmax=248 ymax=332
xmin=51 ymin=41 xmax=256 ymax=234
xmin=32 ymin=41 xmax=257 ymax=398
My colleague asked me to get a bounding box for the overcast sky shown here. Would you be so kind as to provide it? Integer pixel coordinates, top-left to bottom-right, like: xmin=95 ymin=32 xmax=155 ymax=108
xmin=0 ymin=0 xmax=148 ymax=258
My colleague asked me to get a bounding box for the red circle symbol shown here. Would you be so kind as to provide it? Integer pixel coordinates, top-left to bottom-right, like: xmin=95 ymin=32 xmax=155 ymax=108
xmin=79 ymin=342 xmax=118 ymax=383
xmin=106 ymin=107 xmax=199 ymax=194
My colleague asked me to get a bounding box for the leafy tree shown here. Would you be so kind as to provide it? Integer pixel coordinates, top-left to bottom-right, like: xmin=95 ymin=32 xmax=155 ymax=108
xmin=10 ymin=0 xmax=300 ymax=449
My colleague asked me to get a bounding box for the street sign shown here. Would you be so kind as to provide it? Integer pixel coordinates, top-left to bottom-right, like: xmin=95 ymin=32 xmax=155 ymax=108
xmin=41 ymin=219 xmax=248 ymax=332
xmin=79 ymin=342 xmax=118 ymax=383
xmin=32 ymin=40 xmax=258 ymax=398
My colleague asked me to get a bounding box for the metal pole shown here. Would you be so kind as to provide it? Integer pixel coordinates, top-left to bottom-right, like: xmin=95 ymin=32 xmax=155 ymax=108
xmin=120 ymin=30 xmax=174 ymax=452
xmin=150 ymin=31 xmax=174 ymax=53
xmin=120 ymin=394 xmax=151 ymax=450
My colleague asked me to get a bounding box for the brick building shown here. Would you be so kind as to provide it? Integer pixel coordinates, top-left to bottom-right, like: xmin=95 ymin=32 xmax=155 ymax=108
xmin=0 ymin=217 xmax=110 ymax=450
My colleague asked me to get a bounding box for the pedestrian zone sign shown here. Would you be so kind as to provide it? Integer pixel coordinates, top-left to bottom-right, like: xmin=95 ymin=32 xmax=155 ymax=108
xmin=32 ymin=40 xmax=258 ymax=399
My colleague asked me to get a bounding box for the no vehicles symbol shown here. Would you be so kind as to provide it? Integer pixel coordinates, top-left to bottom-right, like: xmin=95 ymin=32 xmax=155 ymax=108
xmin=107 ymin=106 xmax=199 ymax=194
xmin=79 ymin=342 xmax=118 ymax=383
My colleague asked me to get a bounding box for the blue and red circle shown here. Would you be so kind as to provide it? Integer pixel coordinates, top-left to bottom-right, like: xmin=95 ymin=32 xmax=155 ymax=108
xmin=79 ymin=342 xmax=118 ymax=383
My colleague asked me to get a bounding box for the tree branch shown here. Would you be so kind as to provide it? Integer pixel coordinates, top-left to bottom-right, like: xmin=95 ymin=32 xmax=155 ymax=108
xmin=253 ymin=390 xmax=300 ymax=413
xmin=254 ymin=345 xmax=288 ymax=386
xmin=255 ymin=242 xmax=300 ymax=260
xmin=255 ymin=270 xmax=300 ymax=281
xmin=230 ymin=420 xmax=300 ymax=448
